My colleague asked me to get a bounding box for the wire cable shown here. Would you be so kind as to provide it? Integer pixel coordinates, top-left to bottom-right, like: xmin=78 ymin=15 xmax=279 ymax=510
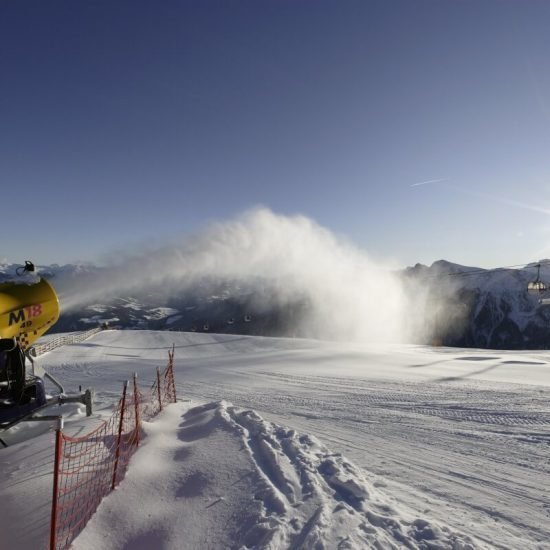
xmin=411 ymin=259 xmax=550 ymax=280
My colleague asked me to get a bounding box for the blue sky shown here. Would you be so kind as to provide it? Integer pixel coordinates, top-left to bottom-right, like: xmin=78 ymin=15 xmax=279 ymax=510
xmin=2 ymin=0 xmax=550 ymax=268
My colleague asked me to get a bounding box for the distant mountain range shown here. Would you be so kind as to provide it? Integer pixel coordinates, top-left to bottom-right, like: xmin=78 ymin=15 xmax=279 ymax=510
xmin=404 ymin=260 xmax=550 ymax=349
xmin=0 ymin=262 xmax=304 ymax=338
xmin=2 ymin=260 xmax=549 ymax=349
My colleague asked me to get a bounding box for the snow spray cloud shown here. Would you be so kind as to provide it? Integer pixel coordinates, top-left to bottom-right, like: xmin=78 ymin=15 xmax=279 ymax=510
xmin=400 ymin=265 xmax=466 ymax=346
xmin=58 ymin=208 xmax=435 ymax=343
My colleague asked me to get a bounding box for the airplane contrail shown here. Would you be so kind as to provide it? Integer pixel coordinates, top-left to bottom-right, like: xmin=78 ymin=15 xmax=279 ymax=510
xmin=410 ymin=177 xmax=449 ymax=187
xmin=494 ymin=196 xmax=550 ymax=216
xmin=410 ymin=177 xmax=550 ymax=215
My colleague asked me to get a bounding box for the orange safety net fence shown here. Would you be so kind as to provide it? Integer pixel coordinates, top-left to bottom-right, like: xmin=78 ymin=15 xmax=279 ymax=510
xmin=50 ymin=347 xmax=177 ymax=550
xmin=142 ymin=346 xmax=177 ymax=419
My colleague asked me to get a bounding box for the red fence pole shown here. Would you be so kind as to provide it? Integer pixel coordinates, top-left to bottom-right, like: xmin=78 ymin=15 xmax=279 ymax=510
xmin=169 ymin=344 xmax=174 ymax=366
xmin=111 ymin=381 xmax=128 ymax=490
xmin=50 ymin=417 xmax=64 ymax=550
xmin=169 ymin=345 xmax=177 ymax=403
xmin=133 ymin=373 xmax=140 ymax=447
xmin=171 ymin=368 xmax=177 ymax=403
xmin=156 ymin=367 xmax=163 ymax=412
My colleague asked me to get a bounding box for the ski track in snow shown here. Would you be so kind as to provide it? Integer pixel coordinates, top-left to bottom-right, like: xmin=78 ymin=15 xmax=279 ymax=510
xmin=2 ymin=330 xmax=549 ymax=549
xmin=184 ymin=373 xmax=550 ymax=548
xmin=221 ymin=402 xmax=479 ymax=549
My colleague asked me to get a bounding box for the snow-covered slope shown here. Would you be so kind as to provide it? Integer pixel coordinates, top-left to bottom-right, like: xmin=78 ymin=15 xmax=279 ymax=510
xmin=1 ymin=330 xmax=549 ymax=548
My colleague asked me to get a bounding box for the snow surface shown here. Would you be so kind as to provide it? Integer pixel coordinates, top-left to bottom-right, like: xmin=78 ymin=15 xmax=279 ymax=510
xmin=1 ymin=330 xmax=549 ymax=549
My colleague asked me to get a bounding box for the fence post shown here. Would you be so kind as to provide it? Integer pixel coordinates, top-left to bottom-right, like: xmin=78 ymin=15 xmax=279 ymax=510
xmin=156 ymin=367 xmax=163 ymax=412
xmin=83 ymin=389 xmax=93 ymax=417
xmin=111 ymin=381 xmax=128 ymax=490
xmin=50 ymin=416 xmax=64 ymax=550
xmin=169 ymin=345 xmax=177 ymax=403
xmin=133 ymin=373 xmax=140 ymax=447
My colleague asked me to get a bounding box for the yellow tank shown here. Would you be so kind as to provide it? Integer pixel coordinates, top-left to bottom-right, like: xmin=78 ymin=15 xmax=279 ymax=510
xmin=0 ymin=278 xmax=60 ymax=350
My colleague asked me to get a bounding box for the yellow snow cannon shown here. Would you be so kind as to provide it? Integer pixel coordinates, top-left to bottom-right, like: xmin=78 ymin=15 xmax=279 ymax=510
xmin=0 ymin=276 xmax=60 ymax=350
xmin=0 ymin=262 xmax=92 ymax=445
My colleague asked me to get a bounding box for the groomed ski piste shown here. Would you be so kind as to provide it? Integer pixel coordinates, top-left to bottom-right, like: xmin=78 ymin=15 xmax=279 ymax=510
xmin=0 ymin=330 xmax=549 ymax=549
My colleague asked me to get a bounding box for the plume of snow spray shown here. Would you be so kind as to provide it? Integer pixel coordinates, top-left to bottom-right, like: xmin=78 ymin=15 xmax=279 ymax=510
xmin=58 ymin=208 xmax=442 ymax=343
